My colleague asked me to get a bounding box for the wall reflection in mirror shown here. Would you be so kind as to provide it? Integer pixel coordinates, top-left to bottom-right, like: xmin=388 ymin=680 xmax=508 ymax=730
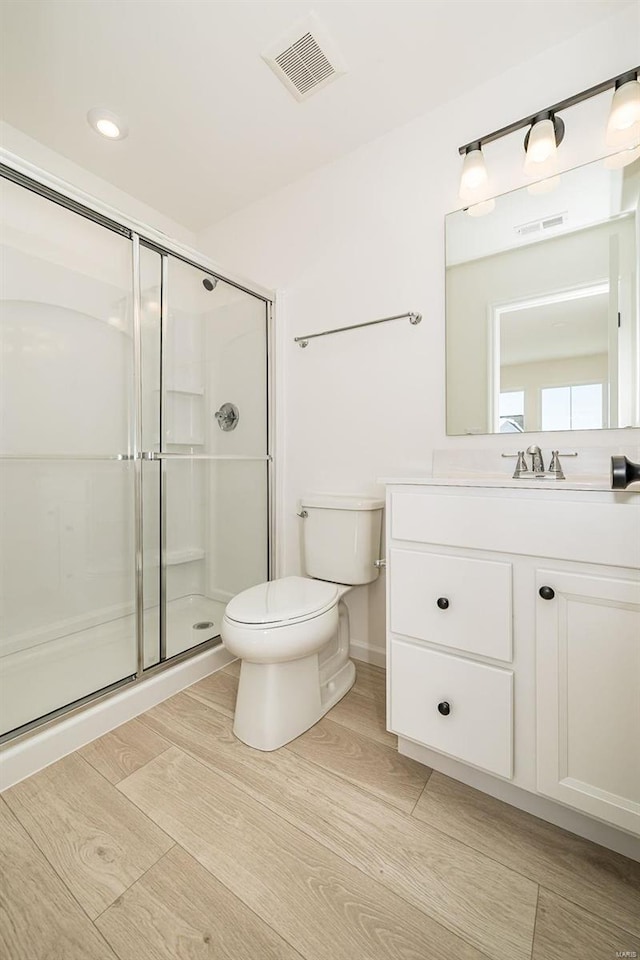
xmin=446 ymin=156 xmax=639 ymax=435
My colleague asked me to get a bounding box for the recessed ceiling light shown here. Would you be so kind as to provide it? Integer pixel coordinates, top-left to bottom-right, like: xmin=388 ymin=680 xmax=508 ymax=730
xmin=87 ymin=107 xmax=128 ymax=141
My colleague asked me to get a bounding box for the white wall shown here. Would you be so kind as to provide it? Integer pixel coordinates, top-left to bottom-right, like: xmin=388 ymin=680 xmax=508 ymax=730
xmin=197 ymin=5 xmax=640 ymax=660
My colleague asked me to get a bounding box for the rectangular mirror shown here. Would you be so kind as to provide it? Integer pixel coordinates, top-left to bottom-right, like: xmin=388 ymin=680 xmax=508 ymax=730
xmin=445 ymin=156 xmax=639 ymax=435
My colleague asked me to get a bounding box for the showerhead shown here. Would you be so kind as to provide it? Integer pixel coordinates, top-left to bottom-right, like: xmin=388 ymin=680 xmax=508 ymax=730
xmin=202 ymin=276 xmax=218 ymax=292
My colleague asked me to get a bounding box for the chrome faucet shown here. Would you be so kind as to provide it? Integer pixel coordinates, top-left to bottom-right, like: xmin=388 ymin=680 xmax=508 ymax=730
xmin=503 ymin=448 xmax=578 ymax=479
xmin=526 ymin=445 xmax=545 ymax=474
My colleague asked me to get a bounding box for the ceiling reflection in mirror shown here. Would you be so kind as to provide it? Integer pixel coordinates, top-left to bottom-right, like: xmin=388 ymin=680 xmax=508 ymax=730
xmin=445 ymin=156 xmax=639 ymax=435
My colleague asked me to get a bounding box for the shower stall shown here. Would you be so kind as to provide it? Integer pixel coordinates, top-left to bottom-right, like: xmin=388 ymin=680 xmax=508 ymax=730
xmin=0 ymin=162 xmax=272 ymax=742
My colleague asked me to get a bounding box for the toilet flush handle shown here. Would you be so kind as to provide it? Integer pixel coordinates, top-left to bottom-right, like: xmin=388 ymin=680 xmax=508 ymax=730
xmin=297 ymin=510 xmax=308 ymax=518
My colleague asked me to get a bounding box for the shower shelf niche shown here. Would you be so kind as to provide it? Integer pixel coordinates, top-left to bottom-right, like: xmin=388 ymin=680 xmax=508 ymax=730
xmin=161 ymin=389 xmax=205 ymax=445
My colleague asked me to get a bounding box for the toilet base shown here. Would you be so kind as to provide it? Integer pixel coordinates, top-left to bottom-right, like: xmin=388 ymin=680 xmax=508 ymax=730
xmin=233 ymin=653 xmax=355 ymax=752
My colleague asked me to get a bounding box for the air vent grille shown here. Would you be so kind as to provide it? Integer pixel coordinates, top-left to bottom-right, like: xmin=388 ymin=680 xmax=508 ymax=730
xmin=263 ymin=15 xmax=346 ymax=101
xmin=275 ymin=33 xmax=336 ymax=96
xmin=515 ymin=211 xmax=567 ymax=237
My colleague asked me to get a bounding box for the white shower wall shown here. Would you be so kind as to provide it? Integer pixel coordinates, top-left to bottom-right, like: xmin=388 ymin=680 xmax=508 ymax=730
xmin=1 ymin=219 xmax=135 ymax=647
xmin=204 ymin=292 xmax=269 ymax=603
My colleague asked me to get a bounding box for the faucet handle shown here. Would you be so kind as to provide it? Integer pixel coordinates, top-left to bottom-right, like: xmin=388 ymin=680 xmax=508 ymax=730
xmin=549 ymin=450 xmax=578 ymax=481
xmin=502 ymin=451 xmax=528 ymax=478
xmin=548 ymin=451 xmax=564 ymax=480
xmin=514 ymin=451 xmax=529 ymax=478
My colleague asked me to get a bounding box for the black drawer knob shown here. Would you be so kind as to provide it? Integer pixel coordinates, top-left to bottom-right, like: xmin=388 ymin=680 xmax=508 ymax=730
xmin=539 ymin=586 xmax=555 ymax=601
xmin=437 ymin=701 xmax=451 ymax=716
xmin=436 ymin=597 xmax=449 ymax=610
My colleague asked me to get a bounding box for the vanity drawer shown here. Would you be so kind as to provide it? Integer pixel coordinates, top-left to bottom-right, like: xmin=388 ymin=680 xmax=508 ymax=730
xmin=389 ymin=548 xmax=512 ymax=660
xmin=390 ymin=639 xmax=513 ymax=778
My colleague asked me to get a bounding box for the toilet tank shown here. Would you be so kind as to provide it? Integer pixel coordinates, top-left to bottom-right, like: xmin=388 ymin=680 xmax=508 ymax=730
xmin=300 ymin=494 xmax=384 ymax=585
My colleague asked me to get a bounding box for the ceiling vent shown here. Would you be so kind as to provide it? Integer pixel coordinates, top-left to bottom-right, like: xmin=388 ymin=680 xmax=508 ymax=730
xmin=262 ymin=14 xmax=346 ymax=102
xmin=514 ymin=211 xmax=567 ymax=237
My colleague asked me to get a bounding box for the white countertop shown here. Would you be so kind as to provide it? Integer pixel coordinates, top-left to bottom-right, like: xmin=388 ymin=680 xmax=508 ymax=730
xmin=379 ymin=475 xmax=618 ymax=492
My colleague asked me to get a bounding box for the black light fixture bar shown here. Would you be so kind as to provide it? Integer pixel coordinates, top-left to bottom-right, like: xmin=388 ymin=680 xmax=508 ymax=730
xmin=458 ymin=66 xmax=639 ymax=156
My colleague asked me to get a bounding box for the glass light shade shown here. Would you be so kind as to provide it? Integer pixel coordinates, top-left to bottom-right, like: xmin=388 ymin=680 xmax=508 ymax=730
xmin=606 ymin=80 xmax=640 ymax=149
xmin=524 ymin=118 xmax=558 ymax=178
xmin=604 ymin=145 xmax=640 ymax=169
xmin=466 ymin=198 xmax=495 ymax=217
xmin=459 ymin=148 xmax=489 ymax=203
xmin=527 ymin=174 xmax=561 ymax=196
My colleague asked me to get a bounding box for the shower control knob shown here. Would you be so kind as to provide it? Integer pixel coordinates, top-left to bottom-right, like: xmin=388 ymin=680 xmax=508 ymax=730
xmin=539 ymin=586 xmax=555 ymax=600
xmin=437 ymin=701 xmax=451 ymax=716
xmin=436 ymin=597 xmax=449 ymax=610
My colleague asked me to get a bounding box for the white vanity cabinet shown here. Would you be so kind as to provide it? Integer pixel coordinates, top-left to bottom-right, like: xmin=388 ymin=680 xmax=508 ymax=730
xmin=385 ymin=482 xmax=640 ymax=841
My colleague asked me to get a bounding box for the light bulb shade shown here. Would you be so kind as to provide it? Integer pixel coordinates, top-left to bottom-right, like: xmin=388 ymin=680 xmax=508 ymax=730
xmin=466 ymin=198 xmax=495 ymax=217
xmin=606 ymin=80 xmax=640 ymax=150
xmin=604 ymin=145 xmax=640 ymax=169
xmin=459 ymin=148 xmax=489 ymax=203
xmin=524 ymin=118 xmax=559 ymax=178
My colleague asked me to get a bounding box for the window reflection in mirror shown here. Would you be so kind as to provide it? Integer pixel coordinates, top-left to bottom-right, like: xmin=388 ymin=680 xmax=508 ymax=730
xmin=445 ymin=155 xmax=639 ymax=435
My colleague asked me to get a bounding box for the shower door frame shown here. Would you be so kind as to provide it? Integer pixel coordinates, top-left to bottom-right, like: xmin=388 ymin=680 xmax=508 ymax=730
xmin=0 ymin=153 xmax=276 ymax=745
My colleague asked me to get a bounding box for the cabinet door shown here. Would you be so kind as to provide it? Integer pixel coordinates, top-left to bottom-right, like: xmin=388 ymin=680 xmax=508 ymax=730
xmin=536 ymin=569 xmax=640 ymax=835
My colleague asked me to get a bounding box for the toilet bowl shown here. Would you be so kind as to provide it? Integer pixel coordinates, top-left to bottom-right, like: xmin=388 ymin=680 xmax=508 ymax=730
xmin=221 ymin=494 xmax=384 ymax=751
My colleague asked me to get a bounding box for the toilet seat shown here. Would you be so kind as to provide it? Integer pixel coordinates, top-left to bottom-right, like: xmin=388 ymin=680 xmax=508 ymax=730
xmin=224 ymin=576 xmax=338 ymax=627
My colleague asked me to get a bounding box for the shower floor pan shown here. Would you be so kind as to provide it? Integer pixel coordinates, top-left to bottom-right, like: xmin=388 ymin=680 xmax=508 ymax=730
xmin=0 ymin=595 xmax=226 ymax=737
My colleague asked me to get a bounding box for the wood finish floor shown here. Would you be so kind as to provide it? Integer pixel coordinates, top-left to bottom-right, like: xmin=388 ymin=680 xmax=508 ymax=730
xmin=1 ymin=660 xmax=639 ymax=960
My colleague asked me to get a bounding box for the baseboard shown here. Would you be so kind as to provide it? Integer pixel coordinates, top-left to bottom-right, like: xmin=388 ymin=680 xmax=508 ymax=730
xmin=399 ymin=737 xmax=640 ymax=862
xmin=0 ymin=645 xmax=234 ymax=790
xmin=349 ymin=641 xmax=386 ymax=668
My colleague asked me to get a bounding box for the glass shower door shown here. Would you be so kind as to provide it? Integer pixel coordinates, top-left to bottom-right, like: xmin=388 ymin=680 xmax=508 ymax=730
xmin=0 ymin=176 xmax=138 ymax=736
xmin=151 ymin=254 xmax=269 ymax=660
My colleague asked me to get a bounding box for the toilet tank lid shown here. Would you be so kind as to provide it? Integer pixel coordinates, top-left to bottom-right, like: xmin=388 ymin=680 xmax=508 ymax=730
xmin=300 ymin=493 xmax=384 ymax=511
xmin=225 ymin=576 xmax=339 ymax=625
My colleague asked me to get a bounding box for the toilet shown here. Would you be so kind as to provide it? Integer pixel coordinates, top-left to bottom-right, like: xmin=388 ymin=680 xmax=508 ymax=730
xmin=221 ymin=494 xmax=384 ymax=751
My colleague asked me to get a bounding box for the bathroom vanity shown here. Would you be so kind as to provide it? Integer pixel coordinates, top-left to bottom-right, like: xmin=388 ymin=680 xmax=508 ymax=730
xmin=383 ymin=477 xmax=640 ymax=849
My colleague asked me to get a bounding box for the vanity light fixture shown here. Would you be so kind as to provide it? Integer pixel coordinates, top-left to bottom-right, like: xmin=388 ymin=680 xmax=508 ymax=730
xmin=523 ymin=113 xmax=564 ymax=179
xmin=604 ymin=75 xmax=640 ymax=167
xmin=457 ymin=66 xmax=640 ymax=212
xmin=458 ymin=143 xmax=490 ymax=205
xmin=606 ymin=76 xmax=640 ymax=148
xmin=87 ymin=107 xmax=128 ymax=141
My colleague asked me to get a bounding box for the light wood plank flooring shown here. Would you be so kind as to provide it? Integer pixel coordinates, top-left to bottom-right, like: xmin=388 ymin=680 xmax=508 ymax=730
xmin=1 ymin=660 xmax=639 ymax=960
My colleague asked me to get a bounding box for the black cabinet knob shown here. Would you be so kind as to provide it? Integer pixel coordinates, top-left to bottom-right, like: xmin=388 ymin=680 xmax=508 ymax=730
xmin=436 ymin=597 xmax=449 ymax=610
xmin=539 ymin=586 xmax=555 ymax=600
xmin=437 ymin=701 xmax=451 ymax=716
